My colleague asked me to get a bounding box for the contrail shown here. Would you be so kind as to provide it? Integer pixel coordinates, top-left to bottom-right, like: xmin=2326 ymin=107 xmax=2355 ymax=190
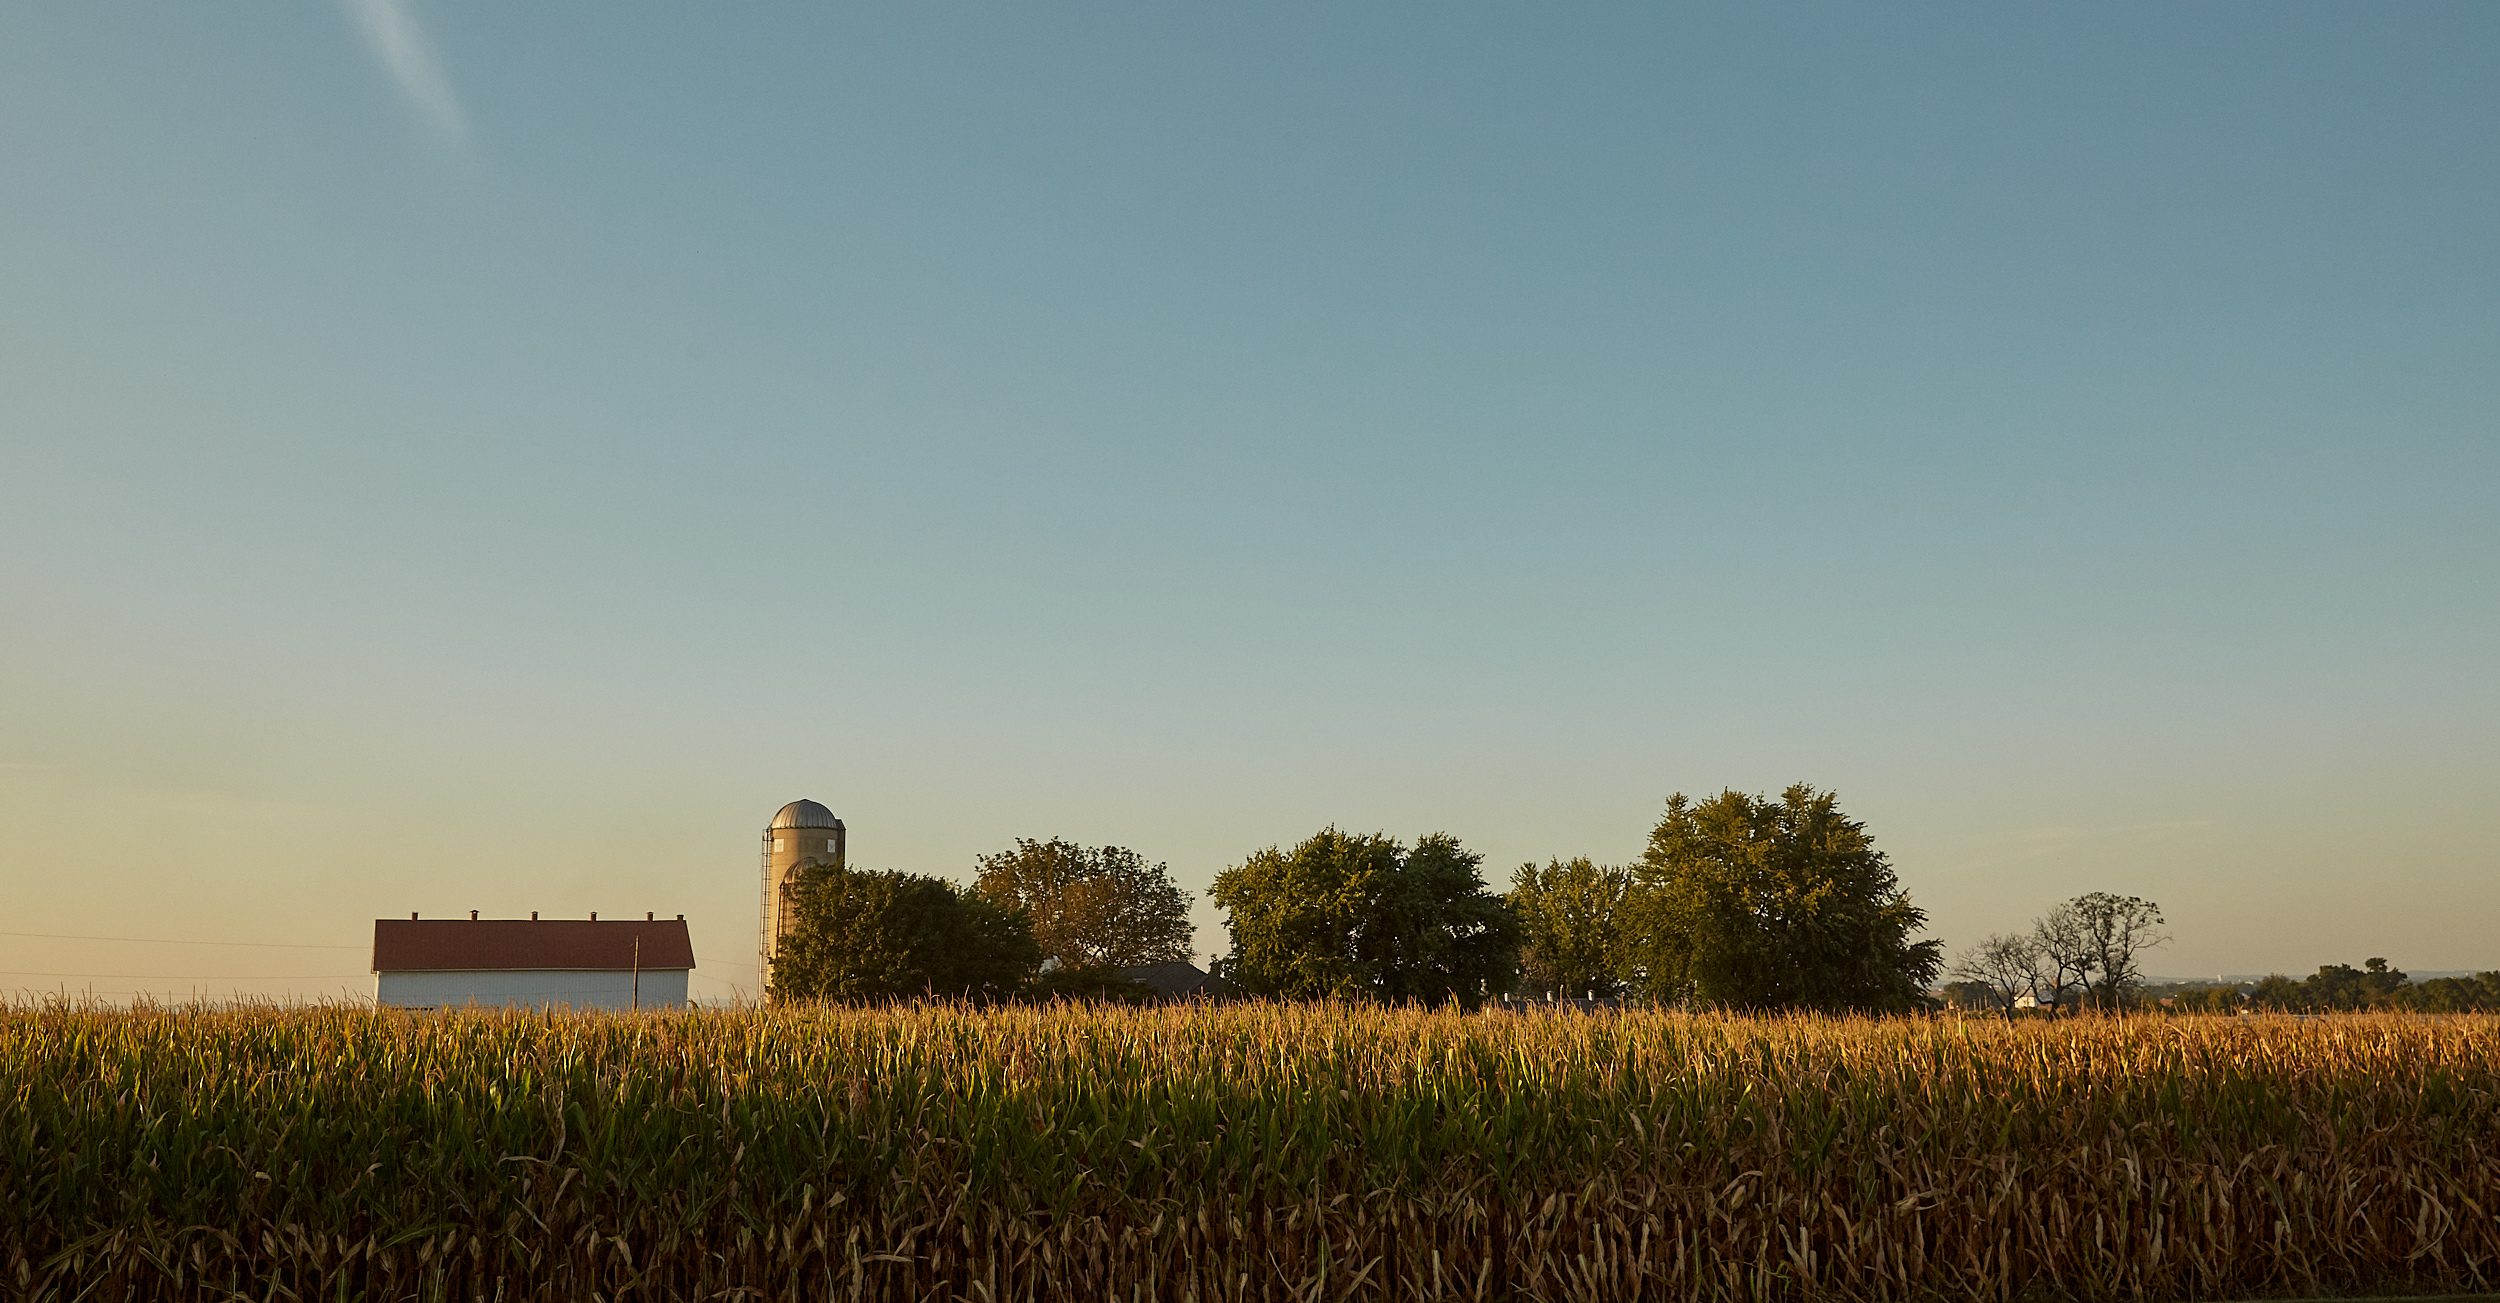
xmin=340 ymin=0 xmax=465 ymax=142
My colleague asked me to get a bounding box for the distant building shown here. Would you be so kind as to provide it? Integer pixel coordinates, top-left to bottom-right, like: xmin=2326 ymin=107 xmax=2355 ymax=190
xmin=373 ymin=914 xmax=694 ymax=1010
xmin=1119 ymin=961 xmax=1235 ymax=1002
xmin=760 ymin=799 xmax=846 ymax=992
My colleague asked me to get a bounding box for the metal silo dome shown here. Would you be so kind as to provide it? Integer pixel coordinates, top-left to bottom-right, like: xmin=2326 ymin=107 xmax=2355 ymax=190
xmin=770 ymin=799 xmax=843 ymax=830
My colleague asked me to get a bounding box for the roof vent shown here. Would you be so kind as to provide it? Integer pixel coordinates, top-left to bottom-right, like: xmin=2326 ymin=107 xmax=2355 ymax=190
xmin=590 ymin=912 xmax=597 ymax=921
xmin=410 ymin=912 xmax=418 ymax=920
xmin=469 ymin=910 xmax=478 ymax=921
xmin=531 ymin=911 xmax=539 ymax=921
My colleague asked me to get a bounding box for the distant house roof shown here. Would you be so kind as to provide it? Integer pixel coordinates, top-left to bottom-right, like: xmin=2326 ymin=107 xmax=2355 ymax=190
xmin=1118 ymin=961 xmax=1234 ymax=1001
xmin=372 ymin=919 xmax=695 ymax=973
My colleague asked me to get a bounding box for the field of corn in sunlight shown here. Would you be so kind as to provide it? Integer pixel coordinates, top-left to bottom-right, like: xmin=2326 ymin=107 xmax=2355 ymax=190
xmin=5 ymin=1001 xmax=2497 ymax=1302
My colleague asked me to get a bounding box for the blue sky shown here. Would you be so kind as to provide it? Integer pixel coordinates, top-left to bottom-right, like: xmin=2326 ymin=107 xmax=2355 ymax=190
xmin=3 ymin=3 xmax=2493 ymax=1000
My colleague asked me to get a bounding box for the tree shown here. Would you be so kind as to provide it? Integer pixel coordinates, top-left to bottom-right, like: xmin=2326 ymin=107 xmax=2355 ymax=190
xmin=1948 ymin=932 xmax=2049 ymax=1020
xmin=2176 ymin=986 xmax=2243 ymax=1014
xmin=953 ymin=888 xmax=1046 ymax=1002
xmin=2305 ymin=962 xmax=2368 ymax=1010
xmin=2070 ymin=893 xmax=2168 ymax=1011
xmin=1616 ymin=785 xmax=1942 ymax=1013
xmin=1210 ymin=828 xmax=1392 ymax=1000
xmin=1939 ymin=980 xmax=1998 ymax=1012
xmin=1025 ymin=964 xmax=1159 ymax=1005
xmin=2248 ymin=973 xmax=2304 ymax=1011
xmin=771 ymin=863 xmax=1042 ymax=1004
xmin=1508 ymin=857 xmax=1631 ymax=998
xmin=2301 ymin=958 xmax=2410 ymax=1011
xmin=1208 ymin=828 xmax=1518 ymax=1008
xmin=1362 ymin=834 xmax=1521 ymax=1006
xmin=2029 ymin=901 xmax=2098 ymax=1015
xmin=2357 ymin=957 xmax=2410 ymax=1007
xmin=973 ymin=838 xmax=1195 ymax=971
xmin=2401 ymin=972 xmax=2500 ymax=1013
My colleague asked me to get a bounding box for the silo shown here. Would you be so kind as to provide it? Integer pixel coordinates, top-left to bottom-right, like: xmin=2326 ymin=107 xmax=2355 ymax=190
xmin=759 ymin=799 xmax=845 ymax=993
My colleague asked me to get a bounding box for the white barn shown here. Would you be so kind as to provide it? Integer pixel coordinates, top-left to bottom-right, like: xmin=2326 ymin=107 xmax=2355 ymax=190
xmin=373 ymin=914 xmax=695 ymax=1010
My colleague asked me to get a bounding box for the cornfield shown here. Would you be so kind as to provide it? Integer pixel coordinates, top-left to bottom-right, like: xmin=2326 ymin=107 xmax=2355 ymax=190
xmin=6 ymin=1002 xmax=2497 ymax=1302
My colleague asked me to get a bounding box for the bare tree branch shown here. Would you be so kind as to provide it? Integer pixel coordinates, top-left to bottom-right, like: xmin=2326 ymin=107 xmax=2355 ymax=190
xmin=1948 ymin=932 xmax=2048 ymax=1020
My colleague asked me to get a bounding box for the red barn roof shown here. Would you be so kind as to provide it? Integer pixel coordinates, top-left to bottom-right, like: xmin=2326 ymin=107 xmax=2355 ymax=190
xmin=371 ymin=918 xmax=695 ymax=972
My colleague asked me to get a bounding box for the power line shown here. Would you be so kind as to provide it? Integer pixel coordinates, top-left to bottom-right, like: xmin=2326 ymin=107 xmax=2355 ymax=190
xmin=0 ymin=930 xmax=365 ymax=950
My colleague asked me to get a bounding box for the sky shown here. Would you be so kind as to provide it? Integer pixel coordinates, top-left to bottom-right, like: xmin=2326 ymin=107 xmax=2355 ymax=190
xmin=2 ymin=2 xmax=2494 ymax=1003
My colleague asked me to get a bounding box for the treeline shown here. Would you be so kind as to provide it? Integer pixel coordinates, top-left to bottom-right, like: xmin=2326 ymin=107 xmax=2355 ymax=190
xmin=771 ymin=783 xmax=1950 ymax=1013
xmin=1941 ymin=894 xmax=2499 ymax=1015
xmin=2174 ymin=962 xmax=2500 ymax=1014
xmin=1945 ymin=894 xmax=2171 ymax=1016
xmin=1498 ymin=785 xmax=1940 ymax=1011
xmin=768 ymin=839 xmax=1197 ymax=1004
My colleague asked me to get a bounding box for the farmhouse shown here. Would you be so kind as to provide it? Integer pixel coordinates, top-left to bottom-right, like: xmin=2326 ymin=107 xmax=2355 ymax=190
xmin=1119 ymin=960 xmax=1235 ymax=1001
xmin=373 ymin=913 xmax=695 ymax=1010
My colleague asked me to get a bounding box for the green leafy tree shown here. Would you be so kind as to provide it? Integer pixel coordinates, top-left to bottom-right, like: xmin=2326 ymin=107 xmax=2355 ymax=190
xmin=2356 ymin=957 xmax=2411 ymax=1007
xmin=1361 ymin=834 xmax=1522 ymax=1005
xmin=2302 ymin=958 xmax=2410 ymax=1010
xmin=1939 ymin=979 xmax=1998 ymax=1011
xmin=2167 ymin=985 xmax=2242 ymax=1014
xmin=2306 ymin=962 xmax=2369 ymax=1010
xmin=1509 ymin=857 xmax=1631 ymax=997
xmin=770 ymin=863 xmax=1042 ymax=1004
xmin=1210 ymin=828 xmax=1393 ymax=1000
xmin=2401 ymin=972 xmax=2500 ymax=1013
xmin=953 ymin=889 xmax=1048 ymax=1002
xmin=973 ymin=838 xmax=1195 ymax=970
xmin=2247 ymin=973 xmax=2304 ymax=1011
xmin=1025 ymin=964 xmax=1159 ymax=1004
xmin=1618 ymin=784 xmax=1942 ymax=1013
xmin=2200 ymin=986 xmax=2246 ymax=1013
xmin=1209 ymin=828 xmax=1518 ymax=1008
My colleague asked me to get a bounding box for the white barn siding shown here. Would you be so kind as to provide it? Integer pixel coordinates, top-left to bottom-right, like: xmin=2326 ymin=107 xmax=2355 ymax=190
xmin=377 ymin=968 xmax=689 ymax=1011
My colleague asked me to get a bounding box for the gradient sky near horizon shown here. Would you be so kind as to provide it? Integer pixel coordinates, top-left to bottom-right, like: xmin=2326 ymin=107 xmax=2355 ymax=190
xmin=3 ymin=3 xmax=2494 ymax=1003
